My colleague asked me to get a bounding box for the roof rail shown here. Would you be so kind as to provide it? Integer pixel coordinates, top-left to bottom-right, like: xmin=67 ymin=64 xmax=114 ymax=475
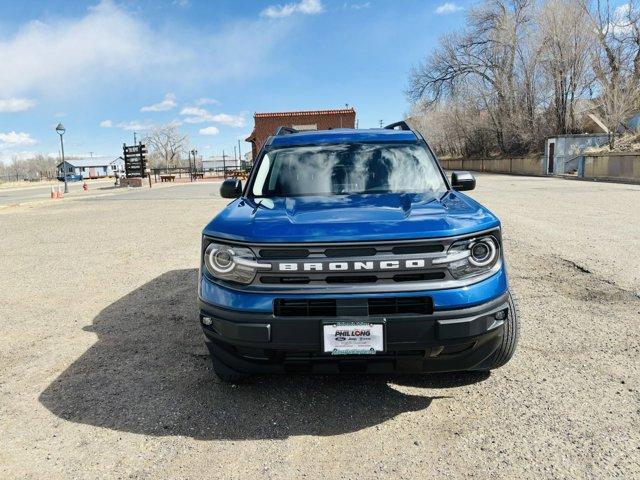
xmin=275 ymin=126 xmax=299 ymax=136
xmin=384 ymin=121 xmax=412 ymax=131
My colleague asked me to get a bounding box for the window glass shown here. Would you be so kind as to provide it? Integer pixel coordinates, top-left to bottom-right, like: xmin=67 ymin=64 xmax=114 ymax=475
xmin=251 ymin=143 xmax=447 ymax=197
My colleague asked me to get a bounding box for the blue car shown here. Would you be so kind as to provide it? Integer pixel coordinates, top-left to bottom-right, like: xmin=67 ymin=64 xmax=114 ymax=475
xmin=57 ymin=174 xmax=83 ymax=182
xmin=199 ymin=122 xmax=519 ymax=381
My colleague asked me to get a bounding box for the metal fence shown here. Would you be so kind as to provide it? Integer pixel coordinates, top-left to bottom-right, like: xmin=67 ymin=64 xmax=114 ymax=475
xmin=150 ymin=164 xmax=252 ymax=182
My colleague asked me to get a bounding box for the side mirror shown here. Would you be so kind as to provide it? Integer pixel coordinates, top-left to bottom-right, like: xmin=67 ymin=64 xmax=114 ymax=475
xmin=220 ymin=178 xmax=242 ymax=198
xmin=451 ymin=171 xmax=476 ymax=191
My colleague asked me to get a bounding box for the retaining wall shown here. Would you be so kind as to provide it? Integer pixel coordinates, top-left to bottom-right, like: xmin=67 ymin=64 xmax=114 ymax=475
xmin=438 ymin=157 xmax=545 ymax=176
xmin=582 ymin=153 xmax=640 ymax=182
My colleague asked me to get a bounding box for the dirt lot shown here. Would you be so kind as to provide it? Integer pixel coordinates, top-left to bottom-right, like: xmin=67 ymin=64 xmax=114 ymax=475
xmin=1 ymin=175 xmax=639 ymax=479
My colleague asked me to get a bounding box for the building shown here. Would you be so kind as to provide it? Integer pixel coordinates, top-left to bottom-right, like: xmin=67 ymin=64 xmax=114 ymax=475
xmin=545 ymin=134 xmax=610 ymax=174
xmin=202 ymin=155 xmax=241 ymax=173
xmin=245 ymin=108 xmax=356 ymax=159
xmin=57 ymin=157 xmax=125 ymax=178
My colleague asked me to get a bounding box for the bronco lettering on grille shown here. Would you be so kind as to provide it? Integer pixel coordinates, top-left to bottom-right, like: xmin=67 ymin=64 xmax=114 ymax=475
xmin=275 ymin=259 xmax=432 ymax=272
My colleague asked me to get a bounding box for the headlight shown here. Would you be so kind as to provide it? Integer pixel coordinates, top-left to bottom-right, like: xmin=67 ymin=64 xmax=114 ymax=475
xmin=203 ymin=242 xmax=267 ymax=285
xmin=435 ymin=235 xmax=500 ymax=279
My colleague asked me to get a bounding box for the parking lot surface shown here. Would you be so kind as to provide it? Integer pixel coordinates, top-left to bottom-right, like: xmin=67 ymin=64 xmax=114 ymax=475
xmin=1 ymin=175 xmax=638 ymax=479
xmin=0 ymin=179 xmax=116 ymax=207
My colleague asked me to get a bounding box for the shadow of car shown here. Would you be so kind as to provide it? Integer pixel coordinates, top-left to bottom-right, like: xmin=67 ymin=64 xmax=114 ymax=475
xmin=39 ymin=269 xmax=489 ymax=440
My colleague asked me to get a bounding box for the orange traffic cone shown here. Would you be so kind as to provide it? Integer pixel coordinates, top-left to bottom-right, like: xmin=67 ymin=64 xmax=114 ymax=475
xmin=50 ymin=186 xmax=56 ymax=199
xmin=57 ymin=185 xmax=62 ymax=198
xmin=83 ymin=182 xmax=88 ymax=191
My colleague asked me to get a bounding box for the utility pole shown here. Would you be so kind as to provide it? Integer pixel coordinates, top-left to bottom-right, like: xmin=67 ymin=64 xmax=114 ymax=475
xmin=379 ymin=120 xmax=384 ymax=128
xmin=222 ymin=150 xmax=227 ymax=178
xmin=89 ymin=151 xmax=93 ymax=158
xmin=133 ymin=132 xmax=137 ymax=145
xmin=237 ymin=139 xmax=242 ymax=165
xmin=233 ymin=146 xmax=237 ymax=168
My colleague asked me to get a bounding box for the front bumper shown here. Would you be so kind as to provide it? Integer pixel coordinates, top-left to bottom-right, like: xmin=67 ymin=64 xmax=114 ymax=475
xmin=199 ymin=287 xmax=510 ymax=374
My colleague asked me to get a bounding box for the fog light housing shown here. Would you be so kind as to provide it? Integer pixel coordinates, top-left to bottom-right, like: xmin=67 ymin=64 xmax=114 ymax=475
xmin=494 ymin=309 xmax=507 ymax=321
xmin=202 ymin=316 xmax=213 ymax=326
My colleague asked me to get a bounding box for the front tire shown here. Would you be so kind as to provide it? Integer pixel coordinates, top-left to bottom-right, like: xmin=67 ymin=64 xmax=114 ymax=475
xmin=486 ymin=290 xmax=520 ymax=370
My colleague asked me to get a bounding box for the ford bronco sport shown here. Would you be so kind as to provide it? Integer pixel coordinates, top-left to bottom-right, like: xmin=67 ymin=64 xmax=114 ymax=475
xmin=199 ymin=122 xmax=519 ymax=382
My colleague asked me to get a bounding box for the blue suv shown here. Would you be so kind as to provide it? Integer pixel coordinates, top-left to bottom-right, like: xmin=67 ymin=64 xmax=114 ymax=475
xmin=199 ymin=122 xmax=519 ymax=381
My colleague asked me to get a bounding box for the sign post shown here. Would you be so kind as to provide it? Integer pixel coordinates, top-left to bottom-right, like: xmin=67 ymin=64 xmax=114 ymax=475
xmin=121 ymin=142 xmax=148 ymax=187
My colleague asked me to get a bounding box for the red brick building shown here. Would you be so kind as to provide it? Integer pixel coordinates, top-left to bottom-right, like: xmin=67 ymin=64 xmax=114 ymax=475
xmin=245 ymin=108 xmax=356 ymax=159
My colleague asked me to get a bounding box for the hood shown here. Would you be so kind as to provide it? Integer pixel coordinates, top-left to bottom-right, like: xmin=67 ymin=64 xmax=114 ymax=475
xmin=203 ymin=191 xmax=500 ymax=243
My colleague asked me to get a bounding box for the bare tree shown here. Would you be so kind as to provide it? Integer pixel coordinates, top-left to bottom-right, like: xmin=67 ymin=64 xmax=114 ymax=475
xmin=0 ymin=154 xmax=57 ymax=182
xmin=539 ymin=0 xmax=593 ymax=134
xmin=408 ymin=0 xmax=538 ymax=155
xmin=583 ymin=0 xmax=640 ymax=147
xmin=407 ymin=0 xmax=640 ymax=157
xmin=143 ymin=124 xmax=189 ymax=169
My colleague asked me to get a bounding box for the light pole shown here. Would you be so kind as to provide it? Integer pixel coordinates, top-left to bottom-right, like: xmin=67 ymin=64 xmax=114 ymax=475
xmin=55 ymin=123 xmax=68 ymax=194
xmin=190 ymin=149 xmax=198 ymax=181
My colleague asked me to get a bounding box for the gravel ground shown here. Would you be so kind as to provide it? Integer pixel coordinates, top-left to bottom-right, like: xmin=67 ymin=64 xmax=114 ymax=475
xmin=0 ymin=175 xmax=638 ymax=479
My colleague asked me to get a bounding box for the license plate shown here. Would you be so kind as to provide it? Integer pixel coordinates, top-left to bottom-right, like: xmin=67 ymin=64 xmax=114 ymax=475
xmin=323 ymin=322 xmax=385 ymax=355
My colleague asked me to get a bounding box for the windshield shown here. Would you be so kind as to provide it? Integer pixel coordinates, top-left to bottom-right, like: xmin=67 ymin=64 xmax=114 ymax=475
xmin=250 ymin=143 xmax=447 ymax=197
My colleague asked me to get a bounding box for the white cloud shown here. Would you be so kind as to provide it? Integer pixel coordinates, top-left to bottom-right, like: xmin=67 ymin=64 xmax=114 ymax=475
xmin=199 ymin=126 xmax=220 ymax=136
xmin=210 ymin=113 xmax=246 ymax=127
xmin=435 ymin=2 xmax=463 ymax=14
xmin=140 ymin=93 xmax=177 ymax=112
xmin=0 ymin=131 xmax=37 ymax=148
xmin=117 ymin=121 xmax=151 ymax=131
xmin=0 ymin=1 xmax=291 ymax=99
xmin=0 ymin=97 xmax=37 ymax=112
xmin=262 ymin=0 xmax=323 ymax=18
xmin=99 ymin=119 xmax=151 ymax=131
xmin=343 ymin=2 xmax=370 ymax=10
xmin=196 ymin=97 xmax=220 ymax=106
xmin=180 ymin=106 xmax=209 ymax=121
xmin=180 ymin=107 xmax=246 ymax=127
xmin=0 ymin=1 xmax=181 ymax=97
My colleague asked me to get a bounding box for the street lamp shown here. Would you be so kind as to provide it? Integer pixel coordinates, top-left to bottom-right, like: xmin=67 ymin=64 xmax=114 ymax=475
xmin=55 ymin=123 xmax=68 ymax=194
xmin=190 ymin=149 xmax=198 ymax=181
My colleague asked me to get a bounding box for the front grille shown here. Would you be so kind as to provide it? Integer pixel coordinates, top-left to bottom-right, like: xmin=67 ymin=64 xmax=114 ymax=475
xmin=260 ymin=276 xmax=311 ymax=284
xmin=204 ymin=231 xmax=500 ymax=291
xmin=259 ymin=248 xmax=310 ymax=259
xmin=252 ymin=238 xmax=455 ymax=289
xmin=274 ymin=296 xmax=433 ymax=317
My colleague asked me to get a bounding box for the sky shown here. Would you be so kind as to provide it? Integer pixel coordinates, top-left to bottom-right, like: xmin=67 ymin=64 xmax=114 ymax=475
xmin=0 ymin=0 xmax=470 ymax=163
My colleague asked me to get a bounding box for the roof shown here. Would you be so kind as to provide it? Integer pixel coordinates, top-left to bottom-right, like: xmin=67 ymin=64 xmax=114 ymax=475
xmin=268 ymin=128 xmax=417 ymax=148
xmin=253 ymin=108 xmax=355 ymax=118
xmin=59 ymin=157 xmax=123 ymax=167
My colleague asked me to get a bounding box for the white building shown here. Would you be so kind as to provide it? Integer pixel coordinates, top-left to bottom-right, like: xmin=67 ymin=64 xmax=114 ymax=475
xmin=57 ymin=157 xmax=125 ymax=178
xmin=202 ymin=155 xmax=241 ymax=173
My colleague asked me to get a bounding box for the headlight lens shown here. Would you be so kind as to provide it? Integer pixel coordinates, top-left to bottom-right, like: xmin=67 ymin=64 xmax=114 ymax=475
xmin=203 ymin=242 xmax=262 ymax=284
xmin=446 ymin=235 xmax=500 ymax=279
